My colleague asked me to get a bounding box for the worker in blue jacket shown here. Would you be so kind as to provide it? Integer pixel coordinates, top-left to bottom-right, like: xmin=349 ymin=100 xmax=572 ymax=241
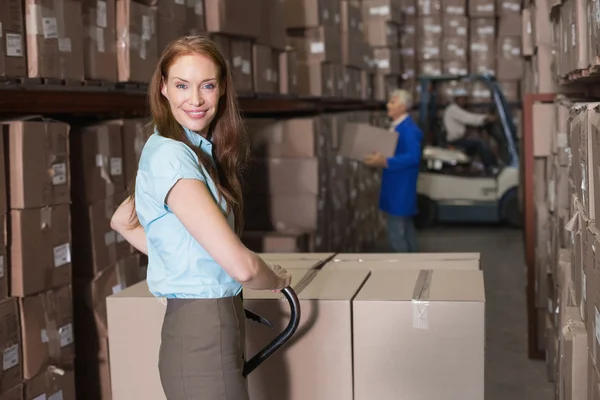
xmin=364 ymin=89 xmax=423 ymax=253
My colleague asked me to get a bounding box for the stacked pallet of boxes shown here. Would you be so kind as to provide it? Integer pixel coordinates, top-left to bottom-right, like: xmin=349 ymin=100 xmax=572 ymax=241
xmin=2 ymin=119 xmax=76 ymax=398
xmin=106 ymin=253 xmax=486 ymax=400
xmin=69 ymin=120 xmax=148 ymax=398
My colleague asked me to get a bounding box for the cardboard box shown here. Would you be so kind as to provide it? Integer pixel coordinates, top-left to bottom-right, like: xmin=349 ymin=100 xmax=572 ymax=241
xmin=499 ymin=80 xmax=520 ymax=103
xmin=0 ymin=299 xmax=23 ymax=395
xmin=469 ymin=0 xmax=495 ymax=16
xmin=10 ymin=205 xmax=72 ymax=297
xmin=353 ymin=269 xmax=485 ymax=399
xmin=417 ymin=0 xmax=442 ymax=15
xmin=443 ymin=60 xmax=468 ymax=75
xmin=295 ymin=61 xmax=335 ymax=97
xmin=470 ymin=38 xmax=496 ymax=76
xmin=157 ymin=0 xmax=186 ymax=53
xmin=325 ymin=258 xmax=480 ymax=270
xmin=19 ymin=285 xmax=74 ymax=379
xmin=497 ymin=36 xmax=522 ymax=80
xmin=559 ymin=307 xmax=588 ymax=400
xmin=116 ymin=0 xmax=159 ymax=83
xmin=279 ymin=49 xmax=298 ymax=95
xmin=418 ymin=16 xmax=442 ymax=61
xmin=0 ymin=130 xmax=6 ymax=215
xmin=287 ymin=26 xmax=341 ymax=64
xmin=24 ymin=369 xmax=75 ymax=400
xmin=373 ymin=48 xmax=400 ymax=75
xmin=363 ymin=20 xmax=399 ymax=48
xmin=245 ymin=269 xmax=369 ymax=400
xmin=0 ymin=385 xmax=23 ymax=400
xmin=443 ymin=15 xmax=468 ymax=37
xmin=338 ymin=123 xmax=397 ymax=162
xmin=0 ymin=214 xmax=7 ymax=302
xmin=441 ymin=0 xmax=466 ymax=15
xmin=419 ymin=60 xmax=443 ymax=76
xmin=204 ymin=0 xmax=261 ymax=37
xmin=533 ymin=103 xmax=554 ymax=157
xmin=498 ymin=13 xmax=521 ymax=36
xmin=71 ymin=192 xmax=132 ymax=277
xmin=362 ymin=0 xmax=403 ymax=24
xmin=184 ymin=0 xmax=206 ymax=35
xmin=83 ymin=0 xmax=118 ymax=81
xmin=253 ymin=45 xmax=279 ymax=94
xmin=106 ymin=270 xmax=313 ymax=400
xmin=284 ymin=0 xmax=332 ymax=28
xmin=70 ymin=123 xmax=125 ymax=205
xmin=246 ymin=158 xmax=320 ymax=196
xmin=231 ymin=38 xmax=253 ymax=94
xmin=112 ymin=118 xmax=148 ymax=192
xmin=5 ymin=120 xmax=71 ymax=209
xmin=24 ymin=0 xmax=85 ymax=80
xmin=0 ymin=0 xmax=26 ymax=78
xmin=442 ymin=37 xmax=468 ymax=61
xmin=242 ymin=232 xmax=312 ymax=253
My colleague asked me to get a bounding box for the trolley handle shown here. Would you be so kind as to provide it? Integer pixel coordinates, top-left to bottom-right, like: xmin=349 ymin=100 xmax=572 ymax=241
xmin=242 ymin=287 xmax=301 ymax=377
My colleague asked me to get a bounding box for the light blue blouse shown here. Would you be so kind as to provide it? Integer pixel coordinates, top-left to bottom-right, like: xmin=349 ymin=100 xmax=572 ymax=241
xmin=135 ymin=126 xmax=242 ymax=299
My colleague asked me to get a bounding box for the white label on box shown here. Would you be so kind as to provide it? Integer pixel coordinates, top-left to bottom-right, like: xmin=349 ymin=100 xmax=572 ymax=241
xmin=53 ymin=244 xmax=71 ymax=267
xmin=175 ymin=0 xmax=185 ymax=4
xmin=457 ymin=27 xmax=467 ymax=35
xmin=58 ymin=38 xmax=72 ymax=53
xmin=48 ymin=391 xmax=63 ymax=400
xmin=233 ymin=56 xmax=242 ymax=67
xmin=322 ymin=9 xmax=329 ymax=20
xmin=557 ymin=133 xmax=567 ymax=148
xmin=195 ymin=0 xmax=204 ymax=15
xmin=33 ymin=395 xmax=46 ymax=400
xmin=6 ymin=33 xmax=22 ymax=57
xmin=477 ymin=4 xmax=494 ymax=11
xmin=369 ymin=5 xmax=390 ymax=15
xmin=547 ymin=298 xmax=552 ymax=313
xmin=112 ymin=283 xmax=124 ymax=294
xmin=596 ymin=307 xmax=600 ymax=344
xmin=96 ymin=27 xmax=105 ymax=53
xmin=41 ymin=329 xmax=49 ymax=343
xmin=0 ymin=23 xmax=3 ymax=38
xmin=52 ymin=163 xmax=67 ymax=185
xmin=42 ymin=18 xmax=59 ymax=39
xmin=510 ymin=47 xmax=520 ymax=56
xmin=142 ymin=15 xmax=152 ymax=41
xmin=477 ymin=26 xmax=494 ymax=35
xmin=455 ymin=48 xmax=466 ymax=56
xmin=3 ymin=344 xmax=19 ymax=371
xmin=376 ymin=59 xmax=390 ymax=69
xmin=310 ymin=42 xmax=324 ymax=54
xmin=571 ymin=24 xmax=576 ymax=47
xmin=140 ymin=39 xmax=147 ymax=60
xmin=105 ymin=231 xmax=116 ymax=246
xmin=97 ymin=1 xmax=107 ymax=27
xmin=110 ymin=157 xmax=123 ymax=176
xmin=241 ymin=60 xmax=251 ymax=75
xmin=0 ymin=257 xmax=4 ymax=279
xmin=59 ymin=324 xmax=74 ymax=347
xmin=334 ymin=13 xmax=340 ymax=24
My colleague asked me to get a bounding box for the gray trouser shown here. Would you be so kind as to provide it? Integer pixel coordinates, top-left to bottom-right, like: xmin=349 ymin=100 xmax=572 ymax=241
xmin=387 ymin=214 xmax=419 ymax=253
xmin=159 ymin=294 xmax=250 ymax=400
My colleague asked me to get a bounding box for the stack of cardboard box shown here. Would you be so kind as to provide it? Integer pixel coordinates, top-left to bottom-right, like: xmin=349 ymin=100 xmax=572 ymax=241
xmin=242 ymin=111 xmax=387 ymax=254
xmin=106 ymin=252 xmax=485 ymax=400
xmin=69 ymin=119 xmax=148 ymax=398
xmin=2 ymin=118 xmax=76 ymax=398
xmin=531 ymin=94 xmax=600 ymax=398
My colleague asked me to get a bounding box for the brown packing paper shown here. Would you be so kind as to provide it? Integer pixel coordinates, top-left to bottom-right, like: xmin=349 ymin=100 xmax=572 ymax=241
xmin=19 ymin=285 xmax=74 ymax=379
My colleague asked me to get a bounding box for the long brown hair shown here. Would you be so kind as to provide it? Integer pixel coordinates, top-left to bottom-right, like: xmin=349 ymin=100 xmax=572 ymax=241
xmin=129 ymin=36 xmax=249 ymax=235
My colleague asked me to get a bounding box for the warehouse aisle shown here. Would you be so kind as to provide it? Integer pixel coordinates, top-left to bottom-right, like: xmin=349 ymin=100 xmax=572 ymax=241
xmin=417 ymin=227 xmax=553 ymax=400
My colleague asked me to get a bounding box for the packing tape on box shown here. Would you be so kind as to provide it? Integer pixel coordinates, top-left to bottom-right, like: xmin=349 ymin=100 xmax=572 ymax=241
xmin=412 ymin=269 xmax=433 ymax=330
xmin=561 ymin=317 xmax=586 ymax=336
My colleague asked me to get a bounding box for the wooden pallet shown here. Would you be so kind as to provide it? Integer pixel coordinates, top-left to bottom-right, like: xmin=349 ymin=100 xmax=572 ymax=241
xmin=561 ymin=57 xmax=600 ymax=84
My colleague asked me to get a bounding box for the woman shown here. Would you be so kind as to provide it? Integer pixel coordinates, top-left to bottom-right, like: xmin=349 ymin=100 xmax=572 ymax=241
xmin=110 ymin=36 xmax=292 ymax=400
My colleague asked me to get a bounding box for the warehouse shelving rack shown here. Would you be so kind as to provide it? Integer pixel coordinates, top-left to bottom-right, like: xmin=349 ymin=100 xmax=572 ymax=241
xmin=0 ymin=86 xmax=386 ymax=117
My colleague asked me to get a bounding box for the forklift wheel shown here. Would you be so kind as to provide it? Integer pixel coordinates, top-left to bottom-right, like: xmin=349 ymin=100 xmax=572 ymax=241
xmin=499 ymin=187 xmax=522 ymax=228
xmin=414 ymin=195 xmax=437 ymax=229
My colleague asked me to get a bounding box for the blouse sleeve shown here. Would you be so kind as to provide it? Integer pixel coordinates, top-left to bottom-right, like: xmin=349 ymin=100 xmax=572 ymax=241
xmin=148 ymin=141 xmax=207 ymax=207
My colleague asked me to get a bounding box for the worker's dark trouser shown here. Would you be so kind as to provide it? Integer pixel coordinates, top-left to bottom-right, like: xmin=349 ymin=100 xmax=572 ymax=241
xmin=158 ymin=294 xmax=250 ymax=400
xmin=387 ymin=214 xmax=419 ymax=253
xmin=450 ymin=138 xmax=496 ymax=169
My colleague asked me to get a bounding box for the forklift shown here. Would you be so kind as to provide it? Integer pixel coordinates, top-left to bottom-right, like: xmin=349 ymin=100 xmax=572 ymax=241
xmin=414 ymin=74 xmax=522 ymax=228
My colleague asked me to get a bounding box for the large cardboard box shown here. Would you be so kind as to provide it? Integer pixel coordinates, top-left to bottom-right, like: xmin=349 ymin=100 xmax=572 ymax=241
xmin=10 ymin=205 xmax=72 ymax=297
xmin=70 ymin=123 xmax=125 ymax=205
xmin=83 ymin=0 xmax=118 ymax=81
xmin=353 ymin=269 xmax=485 ymax=399
xmin=230 ymin=38 xmax=253 ymax=94
xmin=5 ymin=120 xmax=71 ymax=210
xmin=116 ymin=0 xmax=159 ymax=83
xmin=0 ymin=0 xmax=26 ymax=78
xmin=24 ymin=369 xmax=75 ymax=400
xmin=324 ymin=258 xmax=480 ymax=271
xmin=245 ymin=269 xmax=369 ymax=400
xmin=204 ymin=0 xmax=261 ymax=37
xmin=106 ymin=269 xmax=313 ymax=400
xmin=19 ymin=285 xmax=74 ymax=379
xmin=0 ymin=299 xmax=23 ymax=395
xmin=338 ymin=123 xmax=397 ymax=162
xmin=559 ymin=307 xmax=588 ymax=400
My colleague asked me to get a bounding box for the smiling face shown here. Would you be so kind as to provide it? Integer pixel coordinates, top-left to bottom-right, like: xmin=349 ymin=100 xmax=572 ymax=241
xmin=160 ymin=53 xmax=222 ymax=136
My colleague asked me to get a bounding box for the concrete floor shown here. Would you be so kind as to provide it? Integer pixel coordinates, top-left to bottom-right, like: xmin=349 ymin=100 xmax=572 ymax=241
xmin=417 ymin=226 xmax=554 ymax=400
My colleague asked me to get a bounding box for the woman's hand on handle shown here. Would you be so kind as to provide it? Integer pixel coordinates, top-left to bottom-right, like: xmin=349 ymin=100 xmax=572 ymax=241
xmin=268 ymin=263 xmax=292 ymax=292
